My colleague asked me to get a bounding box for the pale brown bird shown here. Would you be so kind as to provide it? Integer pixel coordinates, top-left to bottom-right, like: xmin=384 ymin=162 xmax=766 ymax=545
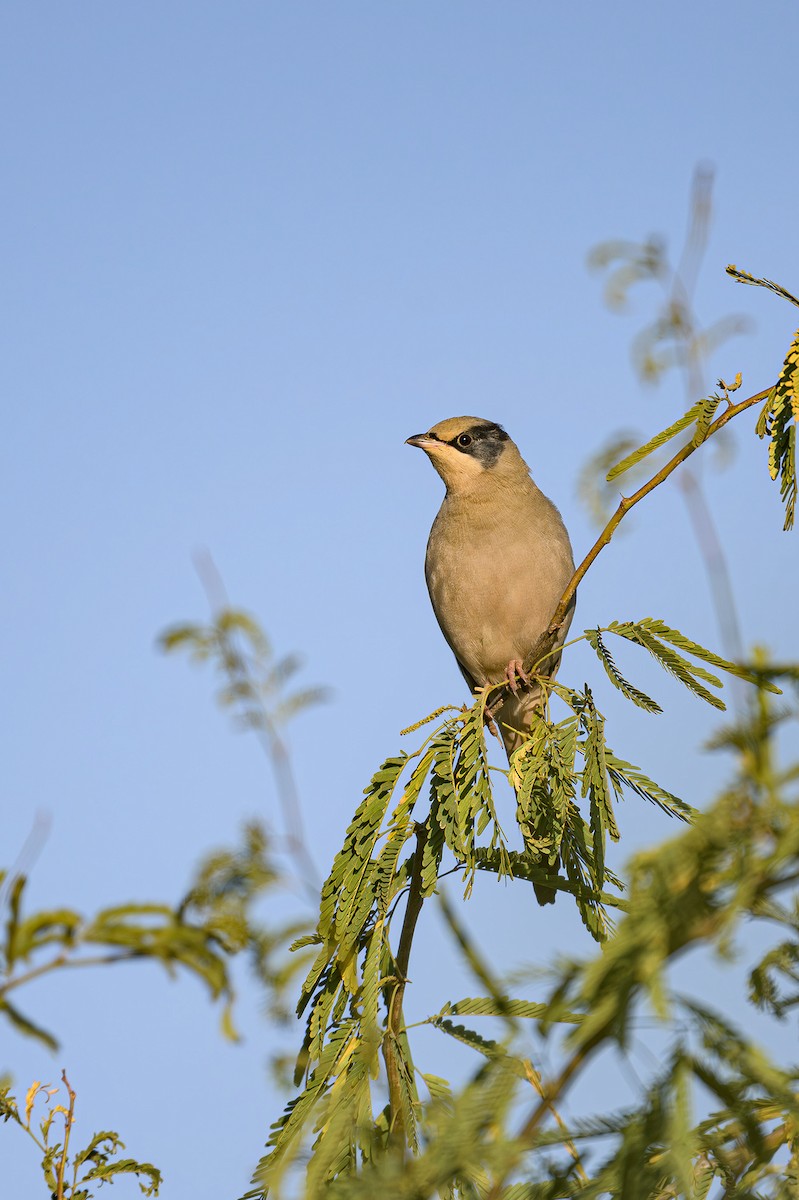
xmin=407 ymin=416 xmax=575 ymax=903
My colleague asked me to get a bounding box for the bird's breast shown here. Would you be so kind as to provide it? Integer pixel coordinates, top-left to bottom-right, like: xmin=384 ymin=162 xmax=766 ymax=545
xmin=424 ymin=495 xmax=573 ymax=686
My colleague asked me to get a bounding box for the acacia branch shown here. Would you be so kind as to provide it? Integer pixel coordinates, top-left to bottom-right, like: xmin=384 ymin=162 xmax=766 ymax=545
xmin=1 ymin=951 xmax=143 ymax=999
xmin=521 ymin=385 xmax=773 ymax=680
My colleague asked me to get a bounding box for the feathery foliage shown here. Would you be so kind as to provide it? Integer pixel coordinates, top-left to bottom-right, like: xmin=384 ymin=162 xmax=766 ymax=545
xmin=244 ymin=633 xmax=785 ymax=1193
xmin=240 ymin=261 xmax=796 ymax=1199
xmin=727 ymin=264 xmax=799 ymax=530
xmin=1 ymin=1073 xmax=161 ymax=1198
xmin=5 ymin=252 xmax=797 ymax=1199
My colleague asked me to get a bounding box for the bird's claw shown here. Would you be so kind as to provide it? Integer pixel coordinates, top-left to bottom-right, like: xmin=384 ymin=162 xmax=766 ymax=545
xmin=505 ymin=659 xmax=530 ymax=696
xmin=475 ymin=684 xmax=503 ymax=727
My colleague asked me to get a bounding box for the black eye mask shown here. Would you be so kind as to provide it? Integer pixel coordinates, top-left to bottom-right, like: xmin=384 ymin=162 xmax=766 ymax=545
xmin=448 ymin=423 xmax=509 ymax=468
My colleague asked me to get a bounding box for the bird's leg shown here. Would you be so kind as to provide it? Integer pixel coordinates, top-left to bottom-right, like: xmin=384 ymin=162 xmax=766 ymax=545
xmin=504 ymin=659 xmax=530 ymax=696
xmin=485 ymin=711 xmax=500 ymax=740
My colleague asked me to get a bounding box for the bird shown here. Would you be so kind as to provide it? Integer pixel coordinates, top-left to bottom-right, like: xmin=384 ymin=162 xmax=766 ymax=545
xmin=406 ymin=416 xmax=575 ymax=903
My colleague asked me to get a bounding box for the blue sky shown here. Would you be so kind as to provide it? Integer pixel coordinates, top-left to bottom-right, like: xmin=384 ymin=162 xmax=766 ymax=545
xmin=3 ymin=4 xmax=798 ymax=1195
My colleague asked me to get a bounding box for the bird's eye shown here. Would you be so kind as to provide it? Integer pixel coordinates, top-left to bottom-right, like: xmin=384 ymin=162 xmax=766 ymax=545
xmin=457 ymin=433 xmax=473 ymax=447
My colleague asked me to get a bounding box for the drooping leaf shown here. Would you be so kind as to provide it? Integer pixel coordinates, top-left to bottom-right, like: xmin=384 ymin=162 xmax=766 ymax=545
xmin=585 ymin=628 xmax=663 ymax=713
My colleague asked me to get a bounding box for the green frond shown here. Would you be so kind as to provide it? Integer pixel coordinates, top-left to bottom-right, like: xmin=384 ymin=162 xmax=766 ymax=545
xmin=439 ymin=996 xmax=582 ymax=1024
xmin=604 ymin=752 xmax=694 ymax=821
xmin=317 ymin=755 xmax=408 ymax=944
xmin=726 ymin=264 xmax=799 ymax=309
xmin=606 ymin=399 xmax=706 ymax=481
xmin=420 ymin=1073 xmax=452 ymax=1103
xmin=0 ymin=999 xmax=59 ymax=1052
xmin=757 ymin=328 xmax=799 ymax=530
xmin=430 ymin=1017 xmax=509 ymax=1063
xmin=560 ymin=806 xmax=613 ymax=942
xmin=585 ymin=628 xmax=663 ymax=713
xmin=581 ymin=700 xmax=619 ymax=894
xmin=691 ymin=394 xmax=722 ymax=446
xmin=251 ymin=1020 xmax=359 ymax=1193
xmin=606 ymin=620 xmax=727 ymax=709
xmin=725 ymin=265 xmax=798 ymax=529
xmin=638 ymin=618 xmax=782 ymax=694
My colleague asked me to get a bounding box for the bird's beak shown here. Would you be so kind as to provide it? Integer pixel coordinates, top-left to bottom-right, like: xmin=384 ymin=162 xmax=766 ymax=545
xmin=405 ymin=433 xmax=436 ymax=449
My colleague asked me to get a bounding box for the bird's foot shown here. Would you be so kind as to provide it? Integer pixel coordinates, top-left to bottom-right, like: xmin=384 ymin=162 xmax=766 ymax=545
xmin=504 ymin=659 xmax=530 ymax=696
xmin=474 ymin=685 xmax=503 ymax=736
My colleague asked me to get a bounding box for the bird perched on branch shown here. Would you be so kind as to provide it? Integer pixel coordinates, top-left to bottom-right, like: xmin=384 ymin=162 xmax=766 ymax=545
xmin=407 ymin=416 xmax=575 ymax=903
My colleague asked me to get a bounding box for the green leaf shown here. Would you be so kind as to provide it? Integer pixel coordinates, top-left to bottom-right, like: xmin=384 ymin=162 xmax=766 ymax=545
xmin=3 ymin=874 xmax=26 ymax=970
xmin=757 ymin=328 xmax=799 ymax=531
xmin=304 ymin=1051 xmax=373 ymax=1191
xmin=82 ymin=1156 xmax=162 ymax=1195
xmin=430 ymin=1017 xmax=504 ymax=1059
xmin=604 ymin=752 xmax=693 ymax=821
xmin=319 ymin=755 xmax=407 ymax=945
xmin=640 ymin=617 xmax=782 ymax=694
xmin=390 ymin=1031 xmax=420 ymax=1153
xmin=585 ymin=628 xmax=663 ymax=713
xmin=289 ymin=933 xmax=322 ymax=952
xmin=691 ymin=394 xmax=722 ymax=446
xmin=0 ymin=998 xmax=58 ymax=1051
xmin=439 ymin=996 xmax=582 ymax=1024
xmin=582 ymin=701 xmax=619 ymax=893
xmin=10 ymin=908 xmax=83 ymax=959
xmin=726 ymin=266 xmax=798 ymax=529
xmin=359 ymin=917 xmax=384 ymax=1042
xmin=420 ymin=1073 xmax=452 ymax=1103
xmin=428 ymin=724 xmax=464 ymax=866
xmin=606 ymin=620 xmax=727 ymax=709
xmin=606 ymin=399 xmax=707 ymax=481
xmin=665 ymin=1052 xmax=696 ymax=1198
xmin=510 ymin=715 xmax=574 ymax=890
xmin=252 ymin=1021 xmax=359 ymax=1192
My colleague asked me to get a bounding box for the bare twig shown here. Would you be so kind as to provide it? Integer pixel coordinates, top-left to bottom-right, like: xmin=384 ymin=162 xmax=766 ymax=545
xmin=55 ymin=1070 xmax=76 ymax=1200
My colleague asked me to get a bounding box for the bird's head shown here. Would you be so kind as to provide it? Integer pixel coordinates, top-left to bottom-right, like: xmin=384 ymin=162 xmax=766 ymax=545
xmin=406 ymin=416 xmax=526 ymax=494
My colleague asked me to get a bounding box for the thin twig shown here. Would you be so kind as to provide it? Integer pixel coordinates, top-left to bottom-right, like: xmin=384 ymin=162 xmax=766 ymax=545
xmin=55 ymin=1070 xmax=76 ymax=1200
xmin=383 ymin=822 xmax=428 ymax=1145
xmin=1 ymin=952 xmax=142 ymax=999
xmin=520 ymin=385 xmax=773 ymax=684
